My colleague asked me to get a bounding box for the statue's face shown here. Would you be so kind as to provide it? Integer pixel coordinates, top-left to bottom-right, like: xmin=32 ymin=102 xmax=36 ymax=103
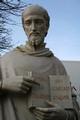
xmin=23 ymin=15 xmax=47 ymax=46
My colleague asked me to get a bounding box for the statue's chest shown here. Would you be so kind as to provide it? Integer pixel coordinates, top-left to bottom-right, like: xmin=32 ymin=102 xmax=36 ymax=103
xmin=11 ymin=54 xmax=54 ymax=76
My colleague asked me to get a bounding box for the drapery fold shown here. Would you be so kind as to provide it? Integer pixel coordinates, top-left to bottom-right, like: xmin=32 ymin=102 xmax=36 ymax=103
xmin=0 ymin=96 xmax=18 ymax=120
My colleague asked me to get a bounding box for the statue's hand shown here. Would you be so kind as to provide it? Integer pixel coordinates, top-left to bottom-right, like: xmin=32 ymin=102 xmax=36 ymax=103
xmin=2 ymin=76 xmax=39 ymax=94
xmin=33 ymin=107 xmax=67 ymax=120
xmin=32 ymin=103 xmax=67 ymax=120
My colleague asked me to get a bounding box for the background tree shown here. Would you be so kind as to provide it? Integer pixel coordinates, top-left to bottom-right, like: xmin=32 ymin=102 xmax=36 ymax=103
xmin=0 ymin=0 xmax=26 ymax=53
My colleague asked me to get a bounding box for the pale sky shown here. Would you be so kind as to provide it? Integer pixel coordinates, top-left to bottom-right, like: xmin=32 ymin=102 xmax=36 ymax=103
xmin=10 ymin=0 xmax=80 ymax=60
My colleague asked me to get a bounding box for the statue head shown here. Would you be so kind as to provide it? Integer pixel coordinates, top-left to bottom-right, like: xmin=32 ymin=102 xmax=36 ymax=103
xmin=22 ymin=5 xmax=50 ymax=47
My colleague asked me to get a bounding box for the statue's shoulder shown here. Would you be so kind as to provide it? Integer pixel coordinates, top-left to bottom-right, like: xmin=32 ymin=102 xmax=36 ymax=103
xmin=51 ymin=55 xmax=67 ymax=75
xmin=2 ymin=48 xmax=20 ymax=60
xmin=53 ymin=56 xmax=63 ymax=65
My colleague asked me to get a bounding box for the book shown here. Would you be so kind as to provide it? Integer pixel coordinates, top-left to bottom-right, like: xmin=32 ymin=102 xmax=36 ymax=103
xmin=49 ymin=75 xmax=73 ymax=109
xmin=27 ymin=72 xmax=50 ymax=110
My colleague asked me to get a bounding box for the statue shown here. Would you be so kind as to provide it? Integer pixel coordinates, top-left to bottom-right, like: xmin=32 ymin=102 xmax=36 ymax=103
xmin=0 ymin=4 xmax=79 ymax=120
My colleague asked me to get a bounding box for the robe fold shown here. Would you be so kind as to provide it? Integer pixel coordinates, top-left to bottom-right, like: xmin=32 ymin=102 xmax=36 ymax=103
xmin=0 ymin=44 xmax=77 ymax=120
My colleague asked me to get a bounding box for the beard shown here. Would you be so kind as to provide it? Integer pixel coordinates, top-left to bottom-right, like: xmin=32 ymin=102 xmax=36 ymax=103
xmin=29 ymin=35 xmax=43 ymax=47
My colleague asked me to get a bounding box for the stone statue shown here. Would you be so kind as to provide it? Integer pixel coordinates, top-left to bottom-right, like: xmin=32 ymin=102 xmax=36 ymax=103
xmin=0 ymin=4 xmax=79 ymax=120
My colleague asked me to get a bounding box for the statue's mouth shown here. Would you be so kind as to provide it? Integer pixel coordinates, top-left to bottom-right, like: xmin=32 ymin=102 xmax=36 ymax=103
xmin=29 ymin=32 xmax=40 ymax=37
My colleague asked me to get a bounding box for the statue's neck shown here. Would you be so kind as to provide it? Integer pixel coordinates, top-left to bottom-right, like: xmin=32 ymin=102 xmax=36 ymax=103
xmin=26 ymin=41 xmax=46 ymax=51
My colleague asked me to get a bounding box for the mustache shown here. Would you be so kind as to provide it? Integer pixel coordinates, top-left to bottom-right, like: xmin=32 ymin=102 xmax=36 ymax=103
xmin=29 ymin=31 xmax=40 ymax=36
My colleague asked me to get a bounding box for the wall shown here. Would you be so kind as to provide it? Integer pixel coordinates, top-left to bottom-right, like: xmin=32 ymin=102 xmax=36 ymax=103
xmin=62 ymin=61 xmax=80 ymax=105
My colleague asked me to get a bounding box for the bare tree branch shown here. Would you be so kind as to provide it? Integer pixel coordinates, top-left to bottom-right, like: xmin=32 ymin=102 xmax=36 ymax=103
xmin=0 ymin=0 xmax=27 ymax=53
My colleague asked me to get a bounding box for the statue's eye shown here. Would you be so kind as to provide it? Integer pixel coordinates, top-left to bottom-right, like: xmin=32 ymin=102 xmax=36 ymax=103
xmin=35 ymin=19 xmax=44 ymax=25
xmin=25 ymin=20 xmax=31 ymax=26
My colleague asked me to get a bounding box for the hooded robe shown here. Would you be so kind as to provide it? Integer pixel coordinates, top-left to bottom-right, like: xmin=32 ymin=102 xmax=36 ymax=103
xmin=0 ymin=43 xmax=79 ymax=120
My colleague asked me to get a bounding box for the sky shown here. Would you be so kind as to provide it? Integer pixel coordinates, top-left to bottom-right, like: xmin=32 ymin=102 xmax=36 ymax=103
xmin=10 ymin=0 xmax=80 ymax=60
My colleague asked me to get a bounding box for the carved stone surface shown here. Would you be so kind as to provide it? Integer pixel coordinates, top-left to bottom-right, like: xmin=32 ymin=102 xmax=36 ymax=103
xmin=49 ymin=75 xmax=73 ymax=109
xmin=0 ymin=4 xmax=79 ymax=120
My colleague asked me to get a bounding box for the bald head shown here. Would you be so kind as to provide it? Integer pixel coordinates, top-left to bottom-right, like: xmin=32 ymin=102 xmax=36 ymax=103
xmin=22 ymin=5 xmax=50 ymax=47
xmin=22 ymin=5 xmax=50 ymax=28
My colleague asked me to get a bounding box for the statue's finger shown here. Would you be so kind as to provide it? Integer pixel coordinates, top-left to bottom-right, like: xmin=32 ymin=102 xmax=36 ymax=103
xmin=34 ymin=110 xmax=46 ymax=116
xmin=34 ymin=111 xmax=51 ymax=120
xmin=20 ymin=89 xmax=27 ymax=94
xmin=23 ymin=77 xmax=40 ymax=85
xmin=34 ymin=110 xmax=51 ymax=117
xmin=19 ymin=88 xmax=27 ymax=94
xmin=33 ymin=107 xmax=58 ymax=113
xmin=33 ymin=111 xmax=45 ymax=120
xmin=36 ymin=107 xmax=57 ymax=113
xmin=20 ymin=84 xmax=30 ymax=91
xmin=23 ymin=81 xmax=32 ymax=87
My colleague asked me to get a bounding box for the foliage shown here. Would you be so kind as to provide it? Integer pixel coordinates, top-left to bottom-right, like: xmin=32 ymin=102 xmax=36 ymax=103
xmin=0 ymin=0 xmax=26 ymax=53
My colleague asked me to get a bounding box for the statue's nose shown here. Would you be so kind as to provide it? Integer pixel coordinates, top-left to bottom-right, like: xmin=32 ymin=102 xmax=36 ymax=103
xmin=31 ymin=22 xmax=36 ymax=31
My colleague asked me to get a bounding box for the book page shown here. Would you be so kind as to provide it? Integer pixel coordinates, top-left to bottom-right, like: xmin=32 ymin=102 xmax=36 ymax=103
xmin=28 ymin=74 xmax=50 ymax=110
xmin=49 ymin=75 xmax=73 ymax=109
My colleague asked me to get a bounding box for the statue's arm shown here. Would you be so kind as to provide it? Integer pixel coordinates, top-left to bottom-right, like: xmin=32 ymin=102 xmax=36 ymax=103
xmin=1 ymin=76 xmax=39 ymax=94
xmin=32 ymin=96 xmax=80 ymax=120
xmin=68 ymin=93 xmax=80 ymax=120
xmin=0 ymin=56 xmax=39 ymax=94
xmin=57 ymin=58 xmax=80 ymax=119
xmin=65 ymin=109 xmax=78 ymax=120
xmin=64 ymin=88 xmax=80 ymax=120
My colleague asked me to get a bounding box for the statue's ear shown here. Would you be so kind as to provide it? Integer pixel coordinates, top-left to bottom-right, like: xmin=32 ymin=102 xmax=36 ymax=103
xmin=45 ymin=24 xmax=49 ymax=37
xmin=22 ymin=17 xmax=25 ymax=31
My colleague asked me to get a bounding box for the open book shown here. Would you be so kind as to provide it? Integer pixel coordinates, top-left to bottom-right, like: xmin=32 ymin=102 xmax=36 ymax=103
xmin=28 ymin=74 xmax=50 ymax=110
xmin=28 ymin=74 xmax=73 ymax=110
xmin=49 ymin=75 xmax=73 ymax=109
